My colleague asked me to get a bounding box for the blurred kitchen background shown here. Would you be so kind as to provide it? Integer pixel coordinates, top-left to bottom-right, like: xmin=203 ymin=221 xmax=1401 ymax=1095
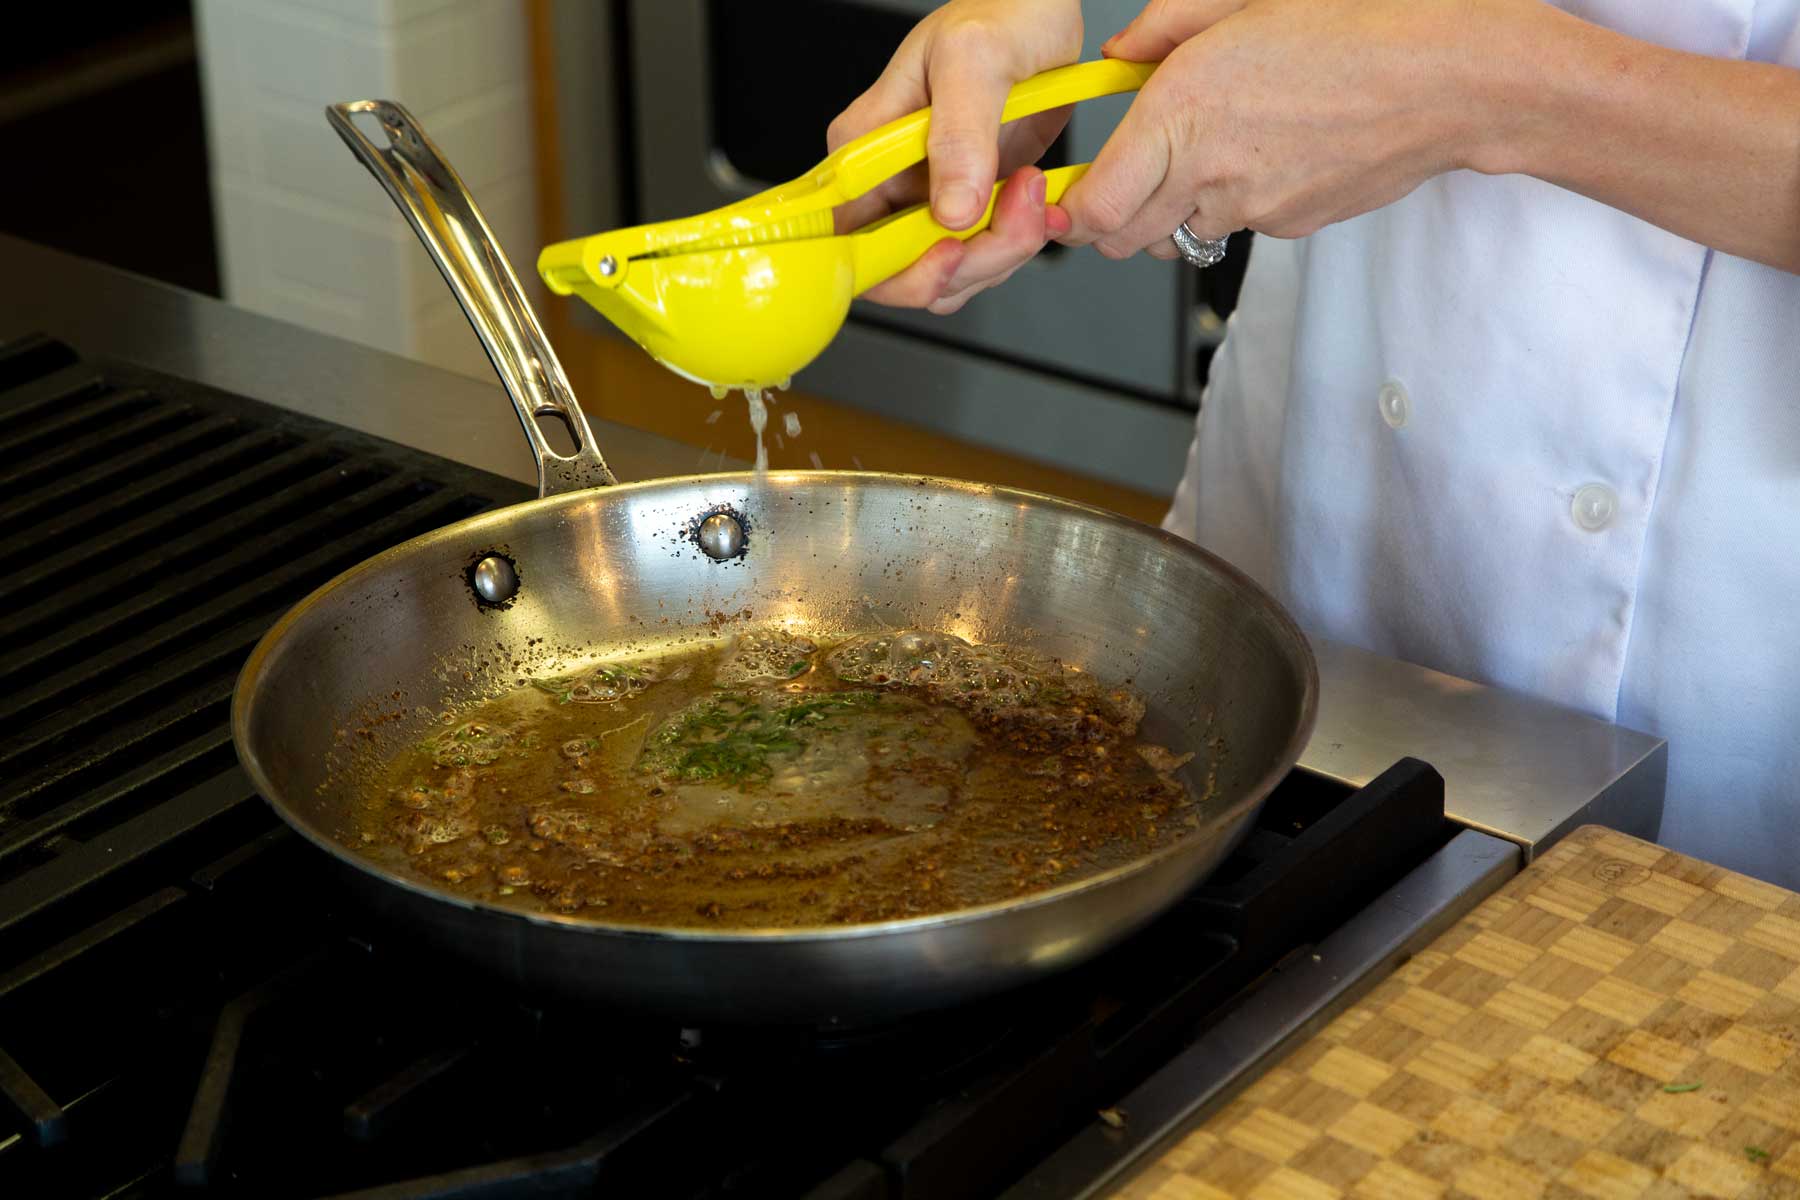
xmin=0 ymin=0 xmax=1252 ymax=523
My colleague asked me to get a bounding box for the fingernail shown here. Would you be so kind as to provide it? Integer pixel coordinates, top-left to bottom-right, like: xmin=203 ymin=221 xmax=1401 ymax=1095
xmin=936 ymin=183 xmax=981 ymax=228
xmin=1028 ymin=173 xmax=1047 ymax=209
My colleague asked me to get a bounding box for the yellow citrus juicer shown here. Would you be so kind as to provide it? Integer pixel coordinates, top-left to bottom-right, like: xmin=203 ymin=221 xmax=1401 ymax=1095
xmin=536 ymin=58 xmax=1156 ymax=391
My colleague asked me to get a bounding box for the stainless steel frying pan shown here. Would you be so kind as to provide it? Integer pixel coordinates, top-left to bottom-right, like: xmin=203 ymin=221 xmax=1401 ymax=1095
xmin=229 ymin=100 xmax=1317 ymax=1025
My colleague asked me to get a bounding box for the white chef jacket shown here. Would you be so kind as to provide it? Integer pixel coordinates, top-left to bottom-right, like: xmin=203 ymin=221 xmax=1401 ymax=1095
xmin=1165 ymin=0 xmax=1800 ymax=886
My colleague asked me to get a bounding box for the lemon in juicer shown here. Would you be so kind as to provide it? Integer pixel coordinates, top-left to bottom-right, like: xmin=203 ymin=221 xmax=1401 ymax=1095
xmin=536 ymin=60 xmax=1156 ymax=392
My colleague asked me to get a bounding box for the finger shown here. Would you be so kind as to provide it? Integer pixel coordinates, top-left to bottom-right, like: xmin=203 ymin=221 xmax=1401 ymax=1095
xmin=833 ymin=162 xmax=928 ymax=234
xmin=828 ymin=31 xmax=933 ymax=234
xmin=1145 ymin=239 xmax=1180 ymax=261
xmin=1101 ymin=0 xmax=1244 ymax=62
xmin=827 ymin=25 xmax=929 ymax=151
xmin=921 ymin=36 xmax=1015 ymax=229
xmin=937 ymin=168 xmax=1048 ymax=295
xmin=859 ymin=238 xmax=968 ymax=308
xmin=928 ymin=282 xmax=984 ymax=316
xmin=1095 ymin=177 xmax=1221 ymax=261
xmin=929 ymin=261 xmax=1024 ymax=315
xmin=1058 ymin=88 xmax=1177 ymax=248
xmin=928 ymin=168 xmax=1054 ymax=314
xmin=996 ymin=106 xmax=1074 ymax=175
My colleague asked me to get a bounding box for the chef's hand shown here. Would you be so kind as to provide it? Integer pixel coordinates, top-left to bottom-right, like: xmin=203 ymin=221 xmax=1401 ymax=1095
xmin=1062 ymin=0 xmax=1507 ymax=258
xmin=828 ymin=0 xmax=1083 ymax=314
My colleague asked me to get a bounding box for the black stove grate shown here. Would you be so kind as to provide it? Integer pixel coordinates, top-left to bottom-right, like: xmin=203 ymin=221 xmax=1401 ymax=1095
xmin=0 ymin=336 xmax=1453 ymax=1199
xmin=0 ymin=335 xmax=529 ymax=950
xmin=0 ymin=335 xmax=532 ymax=1195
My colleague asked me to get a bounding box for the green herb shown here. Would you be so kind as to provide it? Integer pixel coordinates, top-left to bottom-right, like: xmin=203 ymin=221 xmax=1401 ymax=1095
xmin=528 ymin=677 xmax=574 ymax=704
xmin=641 ymin=691 xmax=881 ymax=783
xmin=1662 ymin=1082 xmax=1702 ymax=1094
xmin=1747 ymin=1146 xmax=1770 ymax=1163
xmin=775 ymin=692 xmax=880 ymax=727
xmin=788 ymin=661 xmax=808 ymax=677
xmin=652 ymin=700 xmax=800 ymax=782
xmin=668 ymin=733 xmax=800 ymax=781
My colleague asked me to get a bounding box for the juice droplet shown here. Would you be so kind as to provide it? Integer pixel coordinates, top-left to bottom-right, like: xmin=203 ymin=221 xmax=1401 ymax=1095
xmin=809 ymin=451 xmax=824 ymax=469
xmin=744 ymin=388 xmax=770 ymax=476
xmin=777 ymin=376 xmax=792 ymax=391
xmin=782 ymin=411 xmax=802 ymax=438
xmin=709 ymin=383 xmax=729 ymax=400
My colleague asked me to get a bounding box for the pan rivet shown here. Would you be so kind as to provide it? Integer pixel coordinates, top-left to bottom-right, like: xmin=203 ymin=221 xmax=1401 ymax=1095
xmin=697 ymin=513 xmax=745 ymax=561
xmin=598 ymin=255 xmax=618 ymax=277
xmin=472 ymin=555 xmax=519 ymax=604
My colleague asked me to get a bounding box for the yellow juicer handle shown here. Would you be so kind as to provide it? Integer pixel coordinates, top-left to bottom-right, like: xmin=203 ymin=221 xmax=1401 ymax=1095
xmin=849 ymin=164 xmax=1088 ymax=295
xmin=824 ymin=59 xmax=1153 ymax=210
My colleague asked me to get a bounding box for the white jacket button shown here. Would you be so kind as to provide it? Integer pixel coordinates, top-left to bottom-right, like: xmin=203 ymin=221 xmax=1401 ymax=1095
xmin=1378 ymin=380 xmax=1409 ymax=428
xmin=1571 ymin=483 xmax=1619 ymax=532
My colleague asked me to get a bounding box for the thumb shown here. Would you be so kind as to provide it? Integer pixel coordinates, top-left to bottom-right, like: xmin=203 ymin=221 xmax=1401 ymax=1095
xmin=922 ymin=48 xmax=1015 ymax=230
xmin=1103 ymin=0 xmax=1244 ymax=62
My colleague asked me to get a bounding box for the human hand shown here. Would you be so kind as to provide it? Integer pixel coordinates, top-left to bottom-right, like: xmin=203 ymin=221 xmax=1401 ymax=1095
xmin=827 ymin=0 xmax=1083 ymax=313
xmin=1060 ymin=0 xmax=1526 ymax=259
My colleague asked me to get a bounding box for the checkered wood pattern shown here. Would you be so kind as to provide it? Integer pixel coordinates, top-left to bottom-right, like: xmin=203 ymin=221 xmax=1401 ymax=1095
xmin=1112 ymin=826 xmax=1800 ymax=1199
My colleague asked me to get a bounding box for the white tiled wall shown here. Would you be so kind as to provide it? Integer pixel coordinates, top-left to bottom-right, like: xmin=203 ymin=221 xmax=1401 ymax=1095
xmin=194 ymin=0 xmax=539 ymax=380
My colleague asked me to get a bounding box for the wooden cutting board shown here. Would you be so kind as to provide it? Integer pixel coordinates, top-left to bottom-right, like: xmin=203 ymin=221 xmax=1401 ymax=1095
xmin=1113 ymin=825 xmax=1800 ymax=1199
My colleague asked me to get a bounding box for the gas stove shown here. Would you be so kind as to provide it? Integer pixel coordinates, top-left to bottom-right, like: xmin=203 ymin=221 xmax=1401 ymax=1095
xmin=2 ymin=754 xmax=1480 ymax=1198
xmin=0 ymin=237 xmax=1665 ymax=1198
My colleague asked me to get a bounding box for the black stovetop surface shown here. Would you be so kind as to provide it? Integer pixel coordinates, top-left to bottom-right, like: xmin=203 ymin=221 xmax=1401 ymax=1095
xmin=0 ymin=337 xmax=1453 ymax=1199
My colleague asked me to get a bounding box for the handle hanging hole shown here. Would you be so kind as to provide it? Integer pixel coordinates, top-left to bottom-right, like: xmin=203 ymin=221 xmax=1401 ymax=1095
xmin=347 ymin=108 xmax=393 ymax=147
xmin=533 ymin=406 xmax=580 ymax=457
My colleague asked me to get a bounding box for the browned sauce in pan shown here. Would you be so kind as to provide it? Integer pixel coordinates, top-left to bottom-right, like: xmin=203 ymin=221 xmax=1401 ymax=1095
xmin=353 ymin=629 xmax=1203 ymax=928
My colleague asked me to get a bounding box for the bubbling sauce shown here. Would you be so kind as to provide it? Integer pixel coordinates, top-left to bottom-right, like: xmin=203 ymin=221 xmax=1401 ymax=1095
xmin=354 ymin=629 xmax=1202 ymax=928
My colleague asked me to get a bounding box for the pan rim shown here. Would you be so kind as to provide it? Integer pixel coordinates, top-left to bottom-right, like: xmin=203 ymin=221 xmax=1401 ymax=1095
xmin=232 ymin=469 xmax=1319 ymax=946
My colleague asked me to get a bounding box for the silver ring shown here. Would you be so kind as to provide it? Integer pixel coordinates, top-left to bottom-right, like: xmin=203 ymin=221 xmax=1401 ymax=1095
xmin=1171 ymin=223 xmax=1229 ymax=268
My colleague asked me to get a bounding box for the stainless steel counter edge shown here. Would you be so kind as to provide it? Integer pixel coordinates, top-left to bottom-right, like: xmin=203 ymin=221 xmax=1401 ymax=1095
xmin=1004 ymin=828 xmax=1523 ymax=1199
xmin=0 ymin=233 xmax=715 ymax=487
xmin=1 ymin=236 xmax=1666 ymax=855
xmin=1299 ymin=640 xmax=1666 ymax=859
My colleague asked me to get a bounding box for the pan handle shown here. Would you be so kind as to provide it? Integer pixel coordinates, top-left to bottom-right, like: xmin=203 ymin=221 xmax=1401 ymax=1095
xmin=326 ymin=100 xmax=617 ymax=496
